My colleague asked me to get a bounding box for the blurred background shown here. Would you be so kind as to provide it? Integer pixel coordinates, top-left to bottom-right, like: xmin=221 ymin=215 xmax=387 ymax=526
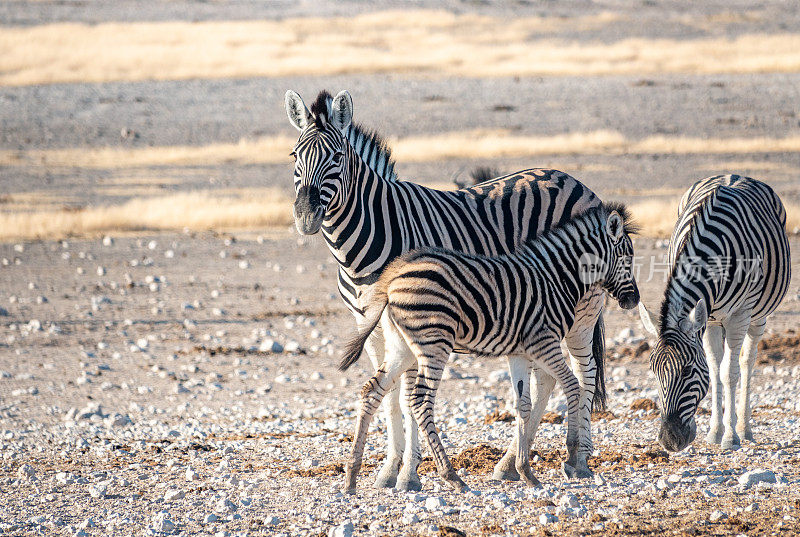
xmin=1 ymin=0 xmax=799 ymax=240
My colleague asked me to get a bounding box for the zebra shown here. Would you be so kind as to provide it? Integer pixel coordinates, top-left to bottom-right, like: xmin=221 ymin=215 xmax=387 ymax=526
xmin=339 ymin=204 xmax=640 ymax=492
xmin=638 ymin=175 xmax=791 ymax=452
xmin=284 ymin=89 xmax=607 ymax=489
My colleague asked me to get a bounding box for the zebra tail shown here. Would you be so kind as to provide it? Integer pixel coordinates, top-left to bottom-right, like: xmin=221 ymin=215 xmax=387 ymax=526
xmin=591 ymin=312 xmax=607 ymax=412
xmin=338 ymin=292 xmax=388 ymax=371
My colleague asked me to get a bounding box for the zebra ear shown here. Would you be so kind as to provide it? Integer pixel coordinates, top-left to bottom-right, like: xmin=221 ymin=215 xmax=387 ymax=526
xmin=681 ymin=299 xmax=708 ymax=335
xmin=285 ymin=90 xmax=311 ymax=131
xmin=330 ymin=90 xmax=353 ymax=132
xmin=606 ymin=211 xmax=624 ymax=243
xmin=638 ymin=302 xmax=659 ymax=336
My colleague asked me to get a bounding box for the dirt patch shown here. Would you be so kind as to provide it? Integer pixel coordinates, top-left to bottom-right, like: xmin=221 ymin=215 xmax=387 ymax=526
xmin=630 ymin=398 xmax=659 ymax=412
xmin=418 ymin=444 xmax=505 ymax=475
xmin=758 ymin=331 xmax=800 ymax=363
xmin=541 ymin=411 xmax=564 ymax=424
xmin=484 ymin=410 xmax=515 ymax=424
xmin=285 ymin=463 xmax=344 ymax=478
xmin=592 ymin=410 xmax=618 ymax=420
xmin=611 ymin=341 xmax=651 ymax=362
xmin=438 ymin=527 xmax=466 ymax=537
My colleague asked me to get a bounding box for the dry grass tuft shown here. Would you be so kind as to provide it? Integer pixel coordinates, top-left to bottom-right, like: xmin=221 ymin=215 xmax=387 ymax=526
xmin=0 ymin=136 xmax=296 ymax=169
xmin=7 ymin=131 xmax=800 ymax=170
xmin=3 ymin=12 xmax=800 ymax=86
xmin=0 ymin=189 xmax=293 ymax=241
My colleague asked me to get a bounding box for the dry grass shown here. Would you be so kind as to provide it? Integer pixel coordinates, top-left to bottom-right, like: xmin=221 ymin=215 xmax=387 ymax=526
xmin=0 ymin=136 xmax=296 ymax=168
xmin=3 ymin=11 xmax=800 ymax=85
xmin=1 ymin=189 xmax=796 ymax=241
xmin=0 ymin=189 xmax=293 ymax=241
xmin=627 ymin=198 xmax=800 ymax=237
xmin=7 ymin=130 xmax=800 ymax=170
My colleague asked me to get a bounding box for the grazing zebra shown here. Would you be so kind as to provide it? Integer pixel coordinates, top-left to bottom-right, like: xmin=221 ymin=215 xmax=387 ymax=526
xmin=284 ymin=89 xmax=607 ymax=489
xmin=339 ymin=204 xmax=640 ymax=492
xmin=639 ymin=175 xmax=791 ymax=451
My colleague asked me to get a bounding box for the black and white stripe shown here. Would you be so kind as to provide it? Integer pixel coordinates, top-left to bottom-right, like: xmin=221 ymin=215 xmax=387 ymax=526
xmin=340 ymin=205 xmax=639 ymax=491
xmin=285 ymin=89 xmax=608 ymax=489
xmin=640 ymin=175 xmax=791 ymax=452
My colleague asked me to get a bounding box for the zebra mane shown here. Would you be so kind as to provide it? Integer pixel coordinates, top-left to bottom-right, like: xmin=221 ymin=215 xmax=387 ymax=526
xmin=346 ymin=123 xmax=398 ymax=181
xmin=657 ymin=191 xmax=717 ymax=334
xmin=310 ymin=90 xmax=398 ymax=181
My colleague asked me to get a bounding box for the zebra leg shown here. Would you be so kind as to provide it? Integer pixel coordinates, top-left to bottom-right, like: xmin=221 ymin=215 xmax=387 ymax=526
xmin=511 ymin=359 xmax=541 ymax=487
xmin=493 ymin=360 xmax=556 ymax=481
xmin=396 ymin=366 xmax=422 ymax=491
xmin=493 ymin=355 xmax=525 ymax=481
xmin=526 ymin=337 xmax=582 ymax=480
xmin=361 ymin=322 xmax=405 ymax=489
xmin=344 ymin=356 xmax=410 ymax=493
xmin=720 ymin=312 xmax=751 ymax=450
xmin=703 ymin=323 xmax=725 ymax=445
xmin=563 ymin=292 xmax=603 ymax=479
xmin=736 ymin=318 xmax=766 ymax=443
xmin=409 ymin=349 xmax=468 ymax=492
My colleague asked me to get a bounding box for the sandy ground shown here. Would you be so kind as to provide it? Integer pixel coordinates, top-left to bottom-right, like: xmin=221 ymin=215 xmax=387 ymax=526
xmin=0 ymin=233 xmax=799 ymax=537
xmin=3 ymin=1 xmax=800 ymax=536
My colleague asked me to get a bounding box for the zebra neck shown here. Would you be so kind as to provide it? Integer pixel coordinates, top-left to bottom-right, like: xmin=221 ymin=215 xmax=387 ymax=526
xmin=525 ymin=222 xmax=604 ymax=312
xmin=660 ymin=247 xmax=716 ymax=331
xmin=320 ymin=155 xmax=398 ymax=281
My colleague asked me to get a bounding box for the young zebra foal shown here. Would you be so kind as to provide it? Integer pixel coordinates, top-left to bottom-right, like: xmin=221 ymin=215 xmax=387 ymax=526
xmin=340 ymin=204 xmax=640 ymax=492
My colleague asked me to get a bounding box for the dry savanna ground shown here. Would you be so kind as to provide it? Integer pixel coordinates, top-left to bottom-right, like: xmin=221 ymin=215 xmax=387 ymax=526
xmin=2 ymin=2 xmax=800 ymax=536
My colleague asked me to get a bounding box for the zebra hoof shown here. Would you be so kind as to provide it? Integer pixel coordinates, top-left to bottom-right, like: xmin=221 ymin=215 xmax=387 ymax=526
xmin=720 ymin=434 xmax=741 ymax=451
xmin=705 ymin=429 xmax=723 ymax=445
xmin=395 ymin=476 xmax=422 ymax=492
xmin=373 ymin=466 xmax=398 ymax=489
xmin=446 ymin=477 xmax=469 ymax=492
xmin=737 ymin=429 xmax=755 ymax=443
xmin=562 ymin=461 xmax=593 ymax=480
xmin=518 ymin=468 xmax=542 ymax=488
xmin=491 ymin=464 xmax=520 ymax=482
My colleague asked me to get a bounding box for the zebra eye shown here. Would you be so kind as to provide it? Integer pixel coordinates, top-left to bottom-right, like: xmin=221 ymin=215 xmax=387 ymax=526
xmin=331 ymin=152 xmax=343 ymax=164
xmin=682 ymin=364 xmax=693 ymax=378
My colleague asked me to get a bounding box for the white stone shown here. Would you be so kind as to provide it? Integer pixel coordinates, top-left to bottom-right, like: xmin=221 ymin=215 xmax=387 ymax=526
xmin=709 ymin=510 xmax=728 ymax=522
xmin=488 ymin=369 xmax=510 ymax=383
xmin=259 ymin=339 xmax=283 ymax=353
xmin=17 ymin=464 xmax=35 ymax=479
xmin=424 ymin=497 xmax=446 ymax=511
xmin=329 ymin=520 xmax=354 ymax=537
xmin=151 ymin=512 xmax=174 ymax=533
xmin=215 ymin=498 xmax=237 ymax=513
xmin=559 ymin=492 xmax=580 ymax=509
xmin=164 ymin=489 xmax=185 ymax=502
xmin=539 ymin=513 xmax=559 ymax=524
xmin=88 ymin=484 xmax=107 ymax=499
xmin=738 ymin=469 xmax=776 ymax=488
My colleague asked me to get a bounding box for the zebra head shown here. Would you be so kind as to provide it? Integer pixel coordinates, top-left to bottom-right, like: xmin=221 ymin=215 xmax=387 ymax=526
xmin=639 ymin=300 xmax=710 ymax=452
xmin=284 ymin=90 xmax=353 ymax=235
xmin=597 ymin=204 xmax=640 ymax=310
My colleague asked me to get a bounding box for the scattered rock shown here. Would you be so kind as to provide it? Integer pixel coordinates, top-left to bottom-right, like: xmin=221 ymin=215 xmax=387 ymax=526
xmin=164 ymin=489 xmax=185 ymax=502
xmin=329 ymin=520 xmax=354 ymax=537
xmin=738 ymin=469 xmax=776 ymax=488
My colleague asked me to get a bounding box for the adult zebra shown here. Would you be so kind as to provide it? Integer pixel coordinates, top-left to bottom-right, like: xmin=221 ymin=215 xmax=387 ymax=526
xmin=339 ymin=204 xmax=640 ymax=492
xmin=284 ymin=89 xmax=606 ymax=488
xmin=639 ymin=175 xmax=791 ymax=452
